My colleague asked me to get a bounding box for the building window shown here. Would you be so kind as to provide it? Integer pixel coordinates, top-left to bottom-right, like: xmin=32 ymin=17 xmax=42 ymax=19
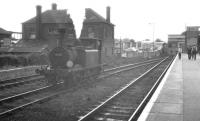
xmin=88 ymin=27 xmax=95 ymax=38
xmin=48 ymin=28 xmax=58 ymax=34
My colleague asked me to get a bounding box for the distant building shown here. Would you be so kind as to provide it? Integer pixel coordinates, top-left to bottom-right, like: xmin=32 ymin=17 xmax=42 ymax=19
xmin=154 ymin=41 xmax=165 ymax=50
xmin=114 ymin=39 xmax=137 ymax=57
xmin=168 ymin=34 xmax=185 ymax=54
xmin=114 ymin=39 xmax=122 ymax=56
xmin=0 ymin=28 xmax=12 ymax=47
xmin=80 ymin=7 xmax=115 ymax=56
xmin=0 ymin=28 xmax=11 ymax=40
xmin=122 ymin=39 xmax=136 ymax=49
xmin=185 ymin=26 xmax=199 ymax=47
xmin=136 ymin=41 xmax=142 ymax=49
xmin=22 ymin=3 xmax=76 ymax=43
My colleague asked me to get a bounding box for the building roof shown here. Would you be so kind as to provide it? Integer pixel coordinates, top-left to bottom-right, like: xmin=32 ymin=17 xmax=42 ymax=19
xmin=23 ymin=9 xmax=73 ymax=24
xmin=0 ymin=28 xmax=11 ymax=35
xmin=168 ymin=34 xmax=185 ymax=39
xmin=84 ymin=8 xmax=113 ymax=25
xmin=84 ymin=8 xmax=106 ymax=23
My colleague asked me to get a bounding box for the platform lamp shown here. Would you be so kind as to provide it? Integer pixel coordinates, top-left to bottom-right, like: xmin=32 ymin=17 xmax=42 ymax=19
xmin=149 ymin=23 xmax=155 ymax=53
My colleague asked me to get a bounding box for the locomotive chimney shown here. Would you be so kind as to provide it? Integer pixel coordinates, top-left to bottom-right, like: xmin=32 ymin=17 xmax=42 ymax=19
xmin=106 ymin=6 xmax=110 ymax=23
xmin=52 ymin=3 xmax=57 ymax=10
xmin=58 ymin=26 xmax=66 ymax=47
xmin=36 ymin=5 xmax=42 ymax=40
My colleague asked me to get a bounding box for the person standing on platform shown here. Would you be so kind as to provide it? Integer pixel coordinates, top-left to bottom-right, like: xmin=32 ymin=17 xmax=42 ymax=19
xmin=191 ymin=47 xmax=194 ymax=59
xmin=192 ymin=46 xmax=197 ymax=60
xmin=178 ymin=47 xmax=182 ymax=59
xmin=187 ymin=47 xmax=192 ymax=60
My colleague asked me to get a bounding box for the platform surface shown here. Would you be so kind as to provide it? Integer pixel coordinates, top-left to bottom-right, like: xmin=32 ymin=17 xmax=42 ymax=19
xmin=138 ymin=54 xmax=200 ymax=121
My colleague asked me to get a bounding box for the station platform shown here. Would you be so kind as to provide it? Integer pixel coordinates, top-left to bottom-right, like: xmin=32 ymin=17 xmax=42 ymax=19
xmin=138 ymin=53 xmax=200 ymax=121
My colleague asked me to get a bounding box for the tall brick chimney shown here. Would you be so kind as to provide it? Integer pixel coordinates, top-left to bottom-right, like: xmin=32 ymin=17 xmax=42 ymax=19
xmin=36 ymin=5 xmax=42 ymax=40
xmin=52 ymin=3 xmax=57 ymax=10
xmin=106 ymin=6 xmax=110 ymax=23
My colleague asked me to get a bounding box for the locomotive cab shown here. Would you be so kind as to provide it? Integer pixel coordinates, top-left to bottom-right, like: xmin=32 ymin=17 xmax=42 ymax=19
xmin=80 ymin=37 xmax=102 ymax=64
xmin=80 ymin=37 xmax=102 ymax=50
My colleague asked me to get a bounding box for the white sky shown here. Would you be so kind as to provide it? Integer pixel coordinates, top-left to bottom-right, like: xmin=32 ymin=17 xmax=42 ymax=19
xmin=1 ymin=0 xmax=200 ymax=42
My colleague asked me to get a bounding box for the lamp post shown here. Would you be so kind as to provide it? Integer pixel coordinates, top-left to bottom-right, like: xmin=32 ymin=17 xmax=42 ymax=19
xmin=149 ymin=23 xmax=155 ymax=52
xmin=120 ymin=37 xmax=122 ymax=57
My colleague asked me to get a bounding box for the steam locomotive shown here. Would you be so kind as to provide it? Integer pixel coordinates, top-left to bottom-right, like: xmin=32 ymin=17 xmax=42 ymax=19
xmin=36 ymin=28 xmax=102 ymax=86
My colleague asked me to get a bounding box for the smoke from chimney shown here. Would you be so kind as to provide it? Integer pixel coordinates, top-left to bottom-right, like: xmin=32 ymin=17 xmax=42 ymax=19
xmin=36 ymin=5 xmax=42 ymax=40
xmin=52 ymin=3 xmax=57 ymax=10
xmin=106 ymin=6 xmax=110 ymax=23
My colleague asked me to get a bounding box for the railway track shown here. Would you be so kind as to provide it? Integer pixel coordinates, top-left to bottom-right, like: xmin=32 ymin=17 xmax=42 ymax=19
xmin=0 ymin=58 xmax=164 ymax=90
xmin=0 ymin=75 xmax=44 ymax=90
xmin=100 ymin=58 xmax=164 ymax=78
xmin=103 ymin=58 xmax=163 ymax=72
xmin=0 ymin=57 xmax=167 ymax=119
xmin=0 ymin=82 xmax=65 ymax=118
xmin=78 ymin=56 xmax=174 ymax=121
xmin=0 ymin=59 xmax=159 ymax=102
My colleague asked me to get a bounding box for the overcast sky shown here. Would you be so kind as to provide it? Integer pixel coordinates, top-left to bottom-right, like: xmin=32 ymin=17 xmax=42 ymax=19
xmin=1 ymin=0 xmax=200 ymax=42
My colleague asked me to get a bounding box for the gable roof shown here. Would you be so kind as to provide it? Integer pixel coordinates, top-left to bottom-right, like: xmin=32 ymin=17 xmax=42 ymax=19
xmin=84 ymin=8 xmax=107 ymax=23
xmin=0 ymin=28 xmax=11 ymax=35
xmin=23 ymin=9 xmax=73 ymax=24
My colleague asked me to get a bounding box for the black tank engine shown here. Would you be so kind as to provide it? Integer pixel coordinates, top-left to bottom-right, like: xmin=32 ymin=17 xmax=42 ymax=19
xmin=36 ymin=28 xmax=102 ymax=86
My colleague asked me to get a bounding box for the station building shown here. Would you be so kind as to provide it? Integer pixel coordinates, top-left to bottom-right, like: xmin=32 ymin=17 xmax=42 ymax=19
xmin=184 ymin=26 xmax=200 ymax=51
xmin=168 ymin=26 xmax=200 ymax=54
xmin=22 ymin=3 xmax=76 ymax=50
xmin=168 ymin=34 xmax=185 ymax=54
xmin=80 ymin=7 xmax=115 ymax=57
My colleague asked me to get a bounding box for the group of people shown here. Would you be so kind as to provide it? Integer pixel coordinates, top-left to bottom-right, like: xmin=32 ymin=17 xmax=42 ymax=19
xmin=187 ymin=46 xmax=197 ymax=60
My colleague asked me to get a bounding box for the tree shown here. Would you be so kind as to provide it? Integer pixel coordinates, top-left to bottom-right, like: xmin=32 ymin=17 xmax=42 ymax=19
xmin=155 ymin=38 xmax=163 ymax=42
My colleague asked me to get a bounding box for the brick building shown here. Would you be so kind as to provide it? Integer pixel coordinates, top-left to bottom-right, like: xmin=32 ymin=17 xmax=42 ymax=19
xmin=80 ymin=7 xmax=115 ymax=56
xmin=168 ymin=34 xmax=185 ymax=54
xmin=22 ymin=3 xmax=76 ymax=47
